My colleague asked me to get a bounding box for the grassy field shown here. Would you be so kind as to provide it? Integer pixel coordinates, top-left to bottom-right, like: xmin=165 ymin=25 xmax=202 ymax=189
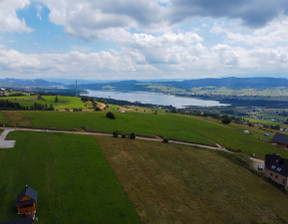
xmin=0 ymin=110 xmax=286 ymax=159
xmin=0 ymin=131 xmax=140 ymax=224
xmin=97 ymin=136 xmax=288 ymax=224
xmin=0 ymin=111 xmax=8 ymax=125
xmin=0 ymin=95 xmax=86 ymax=110
xmin=3 ymin=111 xmax=215 ymax=146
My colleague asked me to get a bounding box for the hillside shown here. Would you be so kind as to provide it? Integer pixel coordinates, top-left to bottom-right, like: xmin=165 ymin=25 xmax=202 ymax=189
xmin=1 ymin=131 xmax=288 ymax=223
xmin=0 ymin=110 xmax=286 ymax=159
xmin=73 ymin=77 xmax=288 ymax=96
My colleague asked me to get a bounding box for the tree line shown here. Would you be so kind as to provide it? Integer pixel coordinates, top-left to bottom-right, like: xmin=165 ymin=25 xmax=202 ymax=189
xmin=0 ymin=100 xmax=54 ymax=111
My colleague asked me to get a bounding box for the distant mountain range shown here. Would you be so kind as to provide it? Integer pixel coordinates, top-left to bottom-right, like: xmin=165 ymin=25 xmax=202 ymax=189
xmin=71 ymin=77 xmax=288 ymax=91
xmin=1 ymin=77 xmax=288 ymax=92
xmin=0 ymin=78 xmax=62 ymax=88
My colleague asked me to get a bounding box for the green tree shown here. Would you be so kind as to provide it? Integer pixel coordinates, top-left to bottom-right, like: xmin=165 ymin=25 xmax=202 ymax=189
xmin=112 ymin=131 xmax=119 ymax=138
xmin=221 ymin=117 xmax=232 ymax=125
xmin=129 ymin=132 xmax=136 ymax=139
xmin=106 ymin=112 xmax=115 ymax=119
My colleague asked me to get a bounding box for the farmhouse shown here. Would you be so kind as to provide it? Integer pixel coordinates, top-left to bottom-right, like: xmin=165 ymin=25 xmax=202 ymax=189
xmin=265 ymin=154 xmax=288 ymax=190
xmin=15 ymin=185 xmax=38 ymax=217
xmin=0 ymin=217 xmax=33 ymax=224
xmin=271 ymin=133 xmax=288 ymax=148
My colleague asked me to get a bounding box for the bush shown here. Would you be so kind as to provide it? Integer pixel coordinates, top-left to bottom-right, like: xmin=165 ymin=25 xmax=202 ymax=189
xmin=121 ymin=134 xmax=126 ymax=138
xmin=112 ymin=131 xmax=118 ymax=138
xmin=163 ymin=138 xmax=169 ymax=143
xmin=106 ymin=112 xmax=115 ymax=119
xmin=129 ymin=132 xmax=136 ymax=139
xmin=221 ymin=117 xmax=232 ymax=124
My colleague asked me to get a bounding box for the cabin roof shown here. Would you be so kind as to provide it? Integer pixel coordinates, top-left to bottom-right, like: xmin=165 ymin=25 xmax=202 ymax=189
xmin=271 ymin=133 xmax=288 ymax=145
xmin=15 ymin=185 xmax=38 ymax=206
xmin=0 ymin=217 xmax=33 ymax=224
xmin=265 ymin=154 xmax=288 ymax=177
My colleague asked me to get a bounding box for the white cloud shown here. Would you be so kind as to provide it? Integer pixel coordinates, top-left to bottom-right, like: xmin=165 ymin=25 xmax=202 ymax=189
xmin=0 ymin=0 xmax=32 ymax=32
xmin=36 ymin=4 xmax=43 ymax=20
xmin=213 ymin=16 xmax=288 ymax=47
xmin=38 ymin=0 xmax=169 ymax=41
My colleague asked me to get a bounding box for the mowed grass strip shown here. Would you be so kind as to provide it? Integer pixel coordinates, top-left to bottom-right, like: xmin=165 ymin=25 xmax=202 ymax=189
xmin=0 ymin=131 xmax=140 ymax=224
xmin=96 ymin=136 xmax=288 ymax=224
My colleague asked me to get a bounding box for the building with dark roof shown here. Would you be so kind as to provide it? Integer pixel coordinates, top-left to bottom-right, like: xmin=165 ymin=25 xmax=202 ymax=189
xmin=0 ymin=217 xmax=33 ymax=224
xmin=15 ymin=185 xmax=38 ymax=217
xmin=265 ymin=154 xmax=288 ymax=190
xmin=271 ymin=133 xmax=288 ymax=148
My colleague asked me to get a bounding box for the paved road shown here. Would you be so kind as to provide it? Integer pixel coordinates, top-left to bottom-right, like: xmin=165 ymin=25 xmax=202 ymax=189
xmin=0 ymin=128 xmax=16 ymax=148
xmin=250 ymin=157 xmax=265 ymax=172
xmin=4 ymin=127 xmax=223 ymax=150
xmin=0 ymin=127 xmax=265 ymax=170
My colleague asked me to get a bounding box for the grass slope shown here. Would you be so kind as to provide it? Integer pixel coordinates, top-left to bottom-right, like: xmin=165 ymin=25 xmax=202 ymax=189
xmin=0 ymin=110 xmax=285 ymax=159
xmin=1 ymin=95 xmax=86 ymax=110
xmin=0 ymin=111 xmax=8 ymax=125
xmin=17 ymin=111 xmax=214 ymax=146
xmin=96 ymin=136 xmax=288 ymax=224
xmin=0 ymin=131 xmax=140 ymax=224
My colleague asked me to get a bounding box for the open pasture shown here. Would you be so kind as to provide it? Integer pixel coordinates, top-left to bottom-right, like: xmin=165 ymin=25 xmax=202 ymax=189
xmin=0 ymin=95 xmax=86 ymax=110
xmin=0 ymin=110 xmax=286 ymax=159
xmin=0 ymin=131 xmax=140 ymax=223
xmin=96 ymin=136 xmax=288 ymax=224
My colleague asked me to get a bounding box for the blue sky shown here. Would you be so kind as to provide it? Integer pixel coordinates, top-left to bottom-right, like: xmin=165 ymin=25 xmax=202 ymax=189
xmin=0 ymin=0 xmax=288 ymax=80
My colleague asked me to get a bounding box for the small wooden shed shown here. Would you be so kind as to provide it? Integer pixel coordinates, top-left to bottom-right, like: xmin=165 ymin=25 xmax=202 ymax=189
xmin=15 ymin=185 xmax=38 ymax=217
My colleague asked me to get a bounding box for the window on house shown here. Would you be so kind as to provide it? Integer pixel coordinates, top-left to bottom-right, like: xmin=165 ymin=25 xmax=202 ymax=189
xmin=270 ymin=173 xmax=273 ymax=176
xmin=276 ymin=175 xmax=278 ymax=178
xmin=283 ymin=179 xmax=286 ymax=185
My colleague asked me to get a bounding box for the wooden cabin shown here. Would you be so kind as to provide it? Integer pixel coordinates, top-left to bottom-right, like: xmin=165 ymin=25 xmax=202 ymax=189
xmin=15 ymin=185 xmax=38 ymax=217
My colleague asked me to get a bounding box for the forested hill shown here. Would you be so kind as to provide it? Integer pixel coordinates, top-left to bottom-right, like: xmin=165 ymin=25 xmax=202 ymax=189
xmin=163 ymin=77 xmax=288 ymax=89
xmin=0 ymin=78 xmax=62 ymax=87
xmin=73 ymin=77 xmax=288 ymax=91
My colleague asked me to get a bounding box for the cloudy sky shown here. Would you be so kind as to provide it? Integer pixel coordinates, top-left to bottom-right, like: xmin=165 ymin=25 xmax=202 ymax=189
xmin=0 ymin=0 xmax=288 ymax=80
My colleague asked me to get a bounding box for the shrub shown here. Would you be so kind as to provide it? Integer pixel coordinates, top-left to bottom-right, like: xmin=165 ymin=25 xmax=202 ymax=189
xmin=129 ymin=132 xmax=136 ymax=139
xmin=106 ymin=112 xmax=115 ymax=119
xmin=112 ymin=131 xmax=118 ymax=138
xmin=163 ymin=138 xmax=169 ymax=143
xmin=221 ymin=117 xmax=232 ymax=124
xmin=121 ymin=134 xmax=126 ymax=138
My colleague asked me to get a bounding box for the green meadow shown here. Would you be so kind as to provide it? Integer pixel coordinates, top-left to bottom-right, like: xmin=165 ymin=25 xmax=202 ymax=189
xmin=0 ymin=95 xmax=86 ymax=110
xmin=0 ymin=131 xmax=140 ymax=224
xmin=0 ymin=110 xmax=286 ymax=159
xmin=97 ymin=136 xmax=288 ymax=224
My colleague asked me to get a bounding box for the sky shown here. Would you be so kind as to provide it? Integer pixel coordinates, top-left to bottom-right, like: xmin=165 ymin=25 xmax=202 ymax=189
xmin=0 ymin=0 xmax=288 ymax=80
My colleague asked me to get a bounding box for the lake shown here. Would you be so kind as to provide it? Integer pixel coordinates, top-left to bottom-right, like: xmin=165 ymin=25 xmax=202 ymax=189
xmin=83 ymin=90 xmax=229 ymax=108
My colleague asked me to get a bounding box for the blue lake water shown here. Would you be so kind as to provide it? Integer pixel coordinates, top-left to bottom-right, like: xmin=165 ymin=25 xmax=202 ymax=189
xmin=83 ymin=90 xmax=229 ymax=108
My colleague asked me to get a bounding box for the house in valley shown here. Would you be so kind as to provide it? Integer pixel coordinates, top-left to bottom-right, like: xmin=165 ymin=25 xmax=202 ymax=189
xmin=15 ymin=185 xmax=38 ymax=218
xmin=271 ymin=133 xmax=288 ymax=148
xmin=265 ymin=154 xmax=288 ymax=190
